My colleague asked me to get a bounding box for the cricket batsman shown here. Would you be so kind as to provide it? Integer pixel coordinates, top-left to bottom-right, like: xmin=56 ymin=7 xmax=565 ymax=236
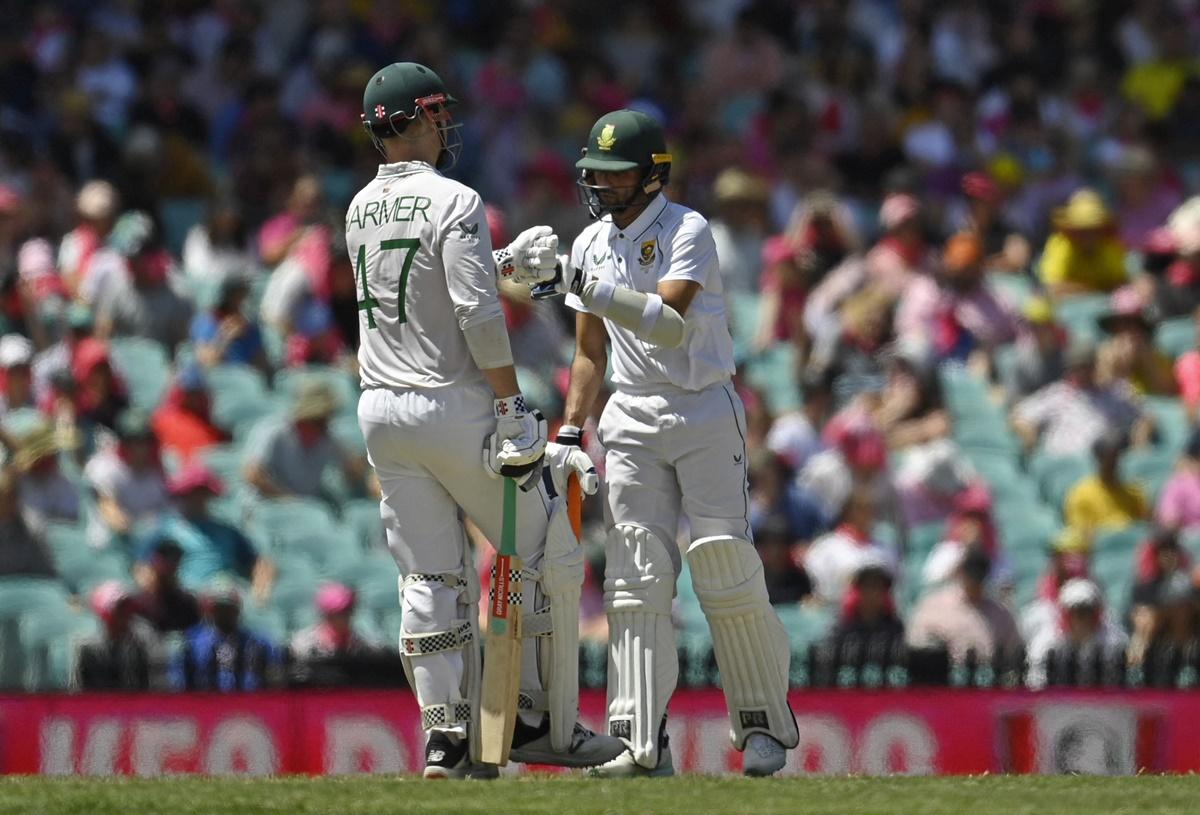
xmin=530 ymin=110 xmax=800 ymax=776
xmin=349 ymin=62 xmax=624 ymax=778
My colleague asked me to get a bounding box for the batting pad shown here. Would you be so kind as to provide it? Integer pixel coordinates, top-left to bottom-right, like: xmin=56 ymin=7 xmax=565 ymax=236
xmin=538 ymin=497 xmax=585 ymax=752
xmin=398 ymin=565 xmax=482 ymax=752
xmin=686 ymin=536 xmax=799 ymax=750
xmin=605 ymin=524 xmax=678 ymax=768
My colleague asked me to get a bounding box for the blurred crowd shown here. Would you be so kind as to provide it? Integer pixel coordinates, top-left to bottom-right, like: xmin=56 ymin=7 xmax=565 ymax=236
xmin=3 ymin=0 xmax=1200 ymax=692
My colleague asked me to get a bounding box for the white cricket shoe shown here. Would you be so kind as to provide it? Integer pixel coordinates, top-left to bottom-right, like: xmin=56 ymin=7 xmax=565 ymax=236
xmin=742 ymin=733 xmax=787 ymax=777
xmin=509 ymin=717 xmax=626 ymax=768
xmin=587 ymin=745 xmax=675 ymax=778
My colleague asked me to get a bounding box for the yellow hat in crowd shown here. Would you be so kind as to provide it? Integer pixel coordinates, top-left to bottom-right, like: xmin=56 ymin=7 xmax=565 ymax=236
xmin=1053 ymin=188 xmax=1112 ymax=231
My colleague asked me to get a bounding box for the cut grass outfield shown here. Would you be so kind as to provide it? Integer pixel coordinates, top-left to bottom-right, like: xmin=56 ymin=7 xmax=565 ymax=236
xmin=2 ymin=776 xmax=1199 ymax=815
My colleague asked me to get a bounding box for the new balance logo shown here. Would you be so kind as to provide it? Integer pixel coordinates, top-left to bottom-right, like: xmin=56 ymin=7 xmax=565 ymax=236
xmin=456 ymin=221 xmax=479 ymax=238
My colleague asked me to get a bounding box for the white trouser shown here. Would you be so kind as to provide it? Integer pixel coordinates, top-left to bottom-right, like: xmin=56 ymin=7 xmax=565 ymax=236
xmin=359 ymin=384 xmax=554 ymax=741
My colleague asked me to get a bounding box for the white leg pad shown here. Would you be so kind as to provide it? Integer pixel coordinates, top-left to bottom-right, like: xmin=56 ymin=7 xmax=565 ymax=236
xmin=604 ymin=524 xmax=678 ymax=768
xmin=399 ymin=564 xmax=481 ymax=757
xmin=686 ymin=536 xmax=799 ymax=750
xmin=536 ymin=496 xmax=585 ymax=751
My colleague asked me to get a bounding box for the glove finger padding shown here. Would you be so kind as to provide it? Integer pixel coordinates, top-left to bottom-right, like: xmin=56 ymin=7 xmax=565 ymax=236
xmin=483 ymin=408 xmax=548 ymax=490
xmin=544 ymin=442 xmax=599 ymax=496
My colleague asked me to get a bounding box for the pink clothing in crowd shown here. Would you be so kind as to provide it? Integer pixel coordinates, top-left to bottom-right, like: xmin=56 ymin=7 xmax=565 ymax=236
xmin=258 ymin=214 xmax=333 ymax=301
xmin=1156 ymin=469 xmax=1200 ymax=532
xmin=895 ymin=275 xmax=1021 ymax=349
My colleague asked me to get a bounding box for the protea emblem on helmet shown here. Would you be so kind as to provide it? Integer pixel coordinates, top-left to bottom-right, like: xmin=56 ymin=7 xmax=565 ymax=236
xmin=597 ymin=123 xmax=617 ymax=151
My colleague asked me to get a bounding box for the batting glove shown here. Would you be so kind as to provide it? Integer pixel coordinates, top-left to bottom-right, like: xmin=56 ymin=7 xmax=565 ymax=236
xmin=495 ymin=225 xmax=559 ymax=286
xmin=530 ymin=255 xmax=589 ymax=300
xmin=484 ymin=397 xmax=548 ymax=490
xmin=544 ymin=441 xmax=599 ymax=496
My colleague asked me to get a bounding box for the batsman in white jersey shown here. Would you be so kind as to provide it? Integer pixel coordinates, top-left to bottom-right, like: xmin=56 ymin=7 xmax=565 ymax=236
xmin=349 ymin=62 xmax=623 ymax=778
xmin=530 ymin=110 xmax=799 ymax=777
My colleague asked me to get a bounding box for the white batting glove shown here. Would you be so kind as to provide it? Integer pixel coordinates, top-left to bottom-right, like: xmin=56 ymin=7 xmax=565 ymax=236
xmin=483 ymin=397 xmax=548 ymax=489
xmin=494 ymin=225 xmax=559 ymax=286
xmin=530 ymin=255 xmax=590 ymax=299
xmin=544 ymin=442 xmax=599 ymax=497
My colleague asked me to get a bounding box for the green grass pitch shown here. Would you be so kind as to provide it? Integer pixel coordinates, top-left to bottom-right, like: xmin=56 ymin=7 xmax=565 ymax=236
xmin=1 ymin=776 xmax=1198 ymax=815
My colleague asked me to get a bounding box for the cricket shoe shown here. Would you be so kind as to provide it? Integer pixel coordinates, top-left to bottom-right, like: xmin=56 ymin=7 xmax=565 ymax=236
xmin=587 ymin=722 xmax=674 ymax=778
xmin=509 ymin=716 xmax=626 ymax=768
xmin=422 ymin=732 xmax=499 ymax=780
xmin=742 ymin=733 xmax=787 ymax=777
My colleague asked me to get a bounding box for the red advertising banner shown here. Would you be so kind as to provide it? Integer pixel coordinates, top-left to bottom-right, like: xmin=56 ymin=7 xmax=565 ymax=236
xmin=0 ymin=689 xmax=1193 ymax=776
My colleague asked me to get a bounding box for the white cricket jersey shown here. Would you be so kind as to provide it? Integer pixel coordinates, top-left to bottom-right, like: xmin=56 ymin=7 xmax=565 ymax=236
xmin=345 ymin=161 xmax=497 ymax=391
xmin=566 ymin=195 xmax=735 ymax=393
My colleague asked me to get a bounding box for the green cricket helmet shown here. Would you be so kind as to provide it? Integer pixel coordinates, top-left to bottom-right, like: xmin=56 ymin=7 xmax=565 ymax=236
xmin=576 ymin=109 xmax=672 ymax=218
xmin=361 ymin=62 xmax=462 ymax=169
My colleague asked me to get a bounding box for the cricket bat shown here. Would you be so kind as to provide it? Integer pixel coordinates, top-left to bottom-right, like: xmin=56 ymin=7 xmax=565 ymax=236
xmin=480 ymin=477 xmax=522 ymax=765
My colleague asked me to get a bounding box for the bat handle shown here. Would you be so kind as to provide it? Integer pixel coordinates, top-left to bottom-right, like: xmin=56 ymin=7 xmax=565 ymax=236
xmin=567 ymin=474 xmax=583 ymax=540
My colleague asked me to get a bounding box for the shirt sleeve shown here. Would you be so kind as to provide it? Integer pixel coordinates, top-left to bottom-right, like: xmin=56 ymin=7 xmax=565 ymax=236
xmin=1037 ymin=234 xmax=1070 ymax=286
xmin=437 ymin=188 xmax=500 ymax=331
xmin=661 ymin=214 xmax=717 ymax=287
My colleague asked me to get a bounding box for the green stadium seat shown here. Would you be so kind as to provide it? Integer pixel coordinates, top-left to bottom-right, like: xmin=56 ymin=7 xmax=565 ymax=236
xmin=109 ymin=337 xmax=172 ymax=412
xmin=744 ymin=344 xmax=799 ymax=414
xmin=341 ymin=499 xmax=387 ymax=551
xmin=1155 ymin=317 xmax=1195 ymax=360
xmin=268 ymin=555 xmax=321 ymax=631
xmin=201 ymin=443 xmax=248 ymax=488
xmin=727 ymin=292 xmax=762 ymax=353
xmin=908 ymin=521 xmax=947 ymax=560
xmin=986 ymin=271 xmax=1034 ymax=306
xmin=209 ymin=365 xmax=277 ymax=429
xmin=1120 ymin=448 xmax=1179 ymax=502
xmin=1054 ymin=294 xmax=1111 ymax=343
xmin=159 ymin=197 xmax=206 ymax=256
xmin=0 ymin=578 xmax=73 ymax=690
xmin=20 ymin=606 xmax=96 ymax=691
xmin=1093 ymin=524 xmax=1151 ymax=561
xmin=241 ymin=604 xmax=288 ymax=645
xmin=249 ymin=498 xmax=351 ymax=573
xmin=1143 ymin=397 xmax=1189 ymax=451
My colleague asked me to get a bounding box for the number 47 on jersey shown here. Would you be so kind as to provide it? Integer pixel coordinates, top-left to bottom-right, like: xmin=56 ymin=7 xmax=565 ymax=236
xmin=356 ymin=238 xmax=419 ymax=328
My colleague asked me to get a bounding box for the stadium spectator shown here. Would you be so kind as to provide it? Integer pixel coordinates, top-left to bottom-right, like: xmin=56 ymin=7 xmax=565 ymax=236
xmin=0 ymin=469 xmax=57 ymax=579
xmin=190 ymin=274 xmax=268 ymax=372
xmin=94 ymin=211 xmax=193 ymax=354
xmin=709 ymin=168 xmax=770 ymax=295
xmin=74 ymin=580 xmax=164 ymax=692
xmin=893 ymin=438 xmax=976 ymax=527
xmin=242 ymin=379 xmax=364 ymax=502
xmin=753 ymin=235 xmax=811 ymax=353
xmin=152 ymin=365 xmax=229 ymax=464
xmin=895 ymin=232 xmax=1020 ymax=367
xmin=950 ymin=171 xmax=1030 ymax=273
xmin=784 ymin=190 xmax=858 ymax=283
xmin=753 ymin=515 xmax=813 ymax=606
xmin=182 ymin=198 xmax=255 ymax=284
xmin=1011 ymin=337 xmax=1150 ymax=458
xmin=0 ymin=334 xmax=36 ymax=418
xmin=1020 ymin=532 xmax=1091 ymax=646
xmin=808 ymin=286 xmax=896 ymax=409
xmin=921 ymin=482 xmax=1010 ymax=591
xmin=871 ymin=340 xmax=950 ymax=451
xmin=1172 ymin=305 xmax=1200 ymax=421
xmin=1002 ymin=297 xmax=1066 ymax=405
xmin=1130 ymin=528 xmax=1191 ymax=632
xmin=131 ymin=538 xmax=202 ymax=633
xmin=764 ymin=369 xmax=834 ymax=473
xmin=31 ymin=303 xmax=93 ymax=404
xmin=54 ymin=337 xmax=129 ymax=440
xmin=290 ymin=583 xmax=378 ymax=659
xmin=907 ymin=547 xmax=1022 ymax=664
xmin=1110 ymin=146 xmax=1182 ymax=251
xmin=1129 ymin=572 xmax=1200 ymax=688
xmin=258 ymin=175 xmax=333 ymax=332
xmin=1026 ymin=578 xmax=1127 ymax=689
xmin=58 ymin=180 xmax=119 ymax=296
xmin=145 ymin=462 xmax=274 ymax=599
xmin=1095 ymin=290 xmax=1175 ymax=396
xmin=13 ymin=422 xmax=81 ymax=524
xmin=828 ymin=556 xmax=904 ymax=651
xmin=1157 ymin=431 xmax=1200 ymax=534
xmin=1064 ymin=431 xmax=1149 ymax=542
xmin=171 ymin=580 xmax=283 ymax=692
xmin=748 ymin=450 xmax=825 ymax=546
xmin=83 ymin=410 xmax=169 ymax=547
xmin=1037 ymin=189 xmax=1127 ymax=299
xmin=865 ymin=193 xmax=932 ymax=296
xmin=804 ymin=484 xmax=897 ymax=605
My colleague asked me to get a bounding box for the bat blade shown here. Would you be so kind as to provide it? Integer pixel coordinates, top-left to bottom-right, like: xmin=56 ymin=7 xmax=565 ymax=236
xmin=479 ymin=478 xmax=522 ymax=765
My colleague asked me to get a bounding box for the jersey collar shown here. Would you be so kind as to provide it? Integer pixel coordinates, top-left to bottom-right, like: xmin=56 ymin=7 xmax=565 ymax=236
xmin=611 ymin=194 xmax=668 ymax=242
xmin=376 ymin=160 xmax=437 ymax=178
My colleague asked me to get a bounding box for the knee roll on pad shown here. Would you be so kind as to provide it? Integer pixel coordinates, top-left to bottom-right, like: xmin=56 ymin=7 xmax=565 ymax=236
xmin=685 ymin=535 xmax=799 ymax=750
xmin=604 ymin=524 xmax=678 ymax=768
xmin=398 ymin=568 xmax=482 ymax=753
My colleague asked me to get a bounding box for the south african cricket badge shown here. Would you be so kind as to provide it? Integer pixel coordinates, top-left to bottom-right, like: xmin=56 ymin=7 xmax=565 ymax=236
xmin=639 ymin=239 xmax=656 ymax=266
